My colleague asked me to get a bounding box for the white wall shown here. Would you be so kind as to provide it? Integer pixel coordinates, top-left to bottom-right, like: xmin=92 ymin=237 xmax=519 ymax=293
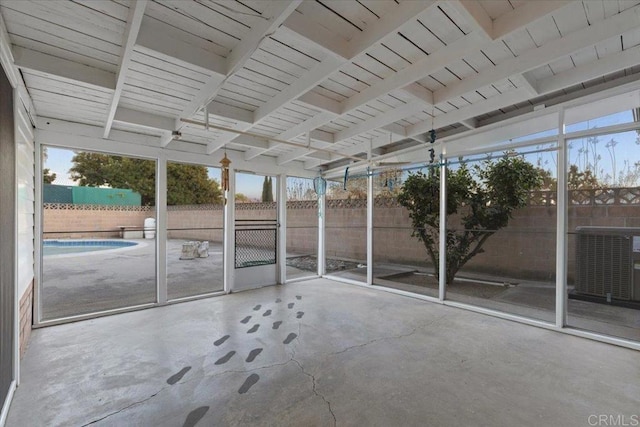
xmin=15 ymin=94 xmax=34 ymax=299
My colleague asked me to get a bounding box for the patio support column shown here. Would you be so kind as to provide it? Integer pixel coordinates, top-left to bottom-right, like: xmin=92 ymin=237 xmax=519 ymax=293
xmin=223 ymin=169 xmax=235 ymax=293
xmin=439 ymin=153 xmax=447 ymax=302
xmin=156 ymin=154 xmax=167 ymax=305
xmin=317 ymin=192 xmax=325 ymax=276
xmin=33 ymin=141 xmax=42 ymax=325
xmin=277 ymin=174 xmax=287 ymax=284
xmin=367 ymin=168 xmax=373 ymax=285
xmin=555 ymin=108 xmax=568 ymax=328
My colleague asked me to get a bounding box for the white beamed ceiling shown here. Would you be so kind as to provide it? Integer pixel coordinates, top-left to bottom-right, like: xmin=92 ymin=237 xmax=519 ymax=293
xmin=2 ymin=0 xmax=640 ymax=171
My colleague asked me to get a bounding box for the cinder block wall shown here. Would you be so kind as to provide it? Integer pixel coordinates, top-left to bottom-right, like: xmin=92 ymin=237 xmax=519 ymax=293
xmin=43 ymin=204 xmax=152 ymax=238
xmin=42 ymin=198 xmax=640 ymax=281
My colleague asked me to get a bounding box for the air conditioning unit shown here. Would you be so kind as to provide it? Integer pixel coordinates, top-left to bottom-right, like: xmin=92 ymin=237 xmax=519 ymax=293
xmin=575 ymin=227 xmax=640 ymax=303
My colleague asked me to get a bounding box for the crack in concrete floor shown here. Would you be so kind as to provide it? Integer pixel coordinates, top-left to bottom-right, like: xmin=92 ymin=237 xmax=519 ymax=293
xmin=76 ymin=306 xmax=444 ymax=426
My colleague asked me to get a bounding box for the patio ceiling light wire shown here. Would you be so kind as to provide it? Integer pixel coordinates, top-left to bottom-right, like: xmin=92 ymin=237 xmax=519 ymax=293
xmin=180 ymin=118 xmax=365 ymax=162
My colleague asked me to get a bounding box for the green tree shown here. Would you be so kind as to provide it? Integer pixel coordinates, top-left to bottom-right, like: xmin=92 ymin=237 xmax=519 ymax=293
xmin=235 ymin=193 xmax=250 ymax=203
xmin=69 ymin=153 xmax=222 ymax=206
xmin=167 ymin=162 xmax=222 ymax=205
xmin=261 ymin=176 xmax=274 ymax=202
xmin=397 ymin=156 xmax=542 ymax=285
xmin=568 ymin=164 xmax=600 ymax=189
xmin=43 ymin=168 xmax=57 ymax=184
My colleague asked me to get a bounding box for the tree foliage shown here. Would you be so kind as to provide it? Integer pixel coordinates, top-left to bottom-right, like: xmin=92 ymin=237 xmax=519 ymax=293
xmin=261 ymin=176 xmax=274 ymax=202
xmin=235 ymin=193 xmax=250 ymax=203
xmin=287 ymin=178 xmax=316 ymax=201
xmin=43 ymin=168 xmax=57 ymax=184
xmin=397 ymin=156 xmax=542 ymax=284
xmin=69 ymin=152 xmax=222 ymax=206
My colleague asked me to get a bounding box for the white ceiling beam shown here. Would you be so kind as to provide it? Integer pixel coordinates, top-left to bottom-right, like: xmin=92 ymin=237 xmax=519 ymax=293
xmin=206 ymin=101 xmax=254 ymax=124
xmin=244 ymin=111 xmax=337 ymax=160
xmin=336 ymin=101 xmax=423 ymax=142
xmin=272 ymin=111 xmax=337 ymax=142
xmin=537 ymin=45 xmax=640 ymax=95
xmin=408 ymin=88 xmax=530 ymax=137
xmin=113 ymin=107 xmax=174 ymax=131
xmin=513 ymin=73 xmax=539 ymax=97
xmin=135 ymin=16 xmax=226 ymax=78
xmin=103 ymin=0 xmax=147 ymax=138
xmin=493 ymin=1 xmax=574 ymax=40
xmin=304 ymin=132 xmax=404 ymax=169
xmin=281 ymin=149 xmax=334 ymax=167
xmin=345 ymin=0 xmax=436 ymax=58
xmin=341 ymin=34 xmax=481 ymax=113
xmin=244 ymin=142 xmax=280 ymax=161
xmin=253 ymin=57 xmax=343 ymax=122
xmin=37 ymin=117 xmax=164 ymax=149
xmin=402 ymin=83 xmax=434 ymax=105
xmin=382 ymin=123 xmax=407 ymax=138
xmin=13 ymin=47 xmax=116 ymax=90
xmin=280 ymin=13 xmax=350 ymax=60
xmin=202 ymin=122 xmax=253 ymax=152
xmin=309 ymin=129 xmax=334 ymax=144
xmin=334 ymin=0 xmax=570 ymax=115
xmin=251 ymin=0 xmax=440 ymax=160
xmin=278 ymin=146 xmax=321 ymax=165
xmin=180 ymin=0 xmax=301 ymax=120
xmin=448 ymin=0 xmax=493 ymax=40
xmin=450 ymin=0 xmax=574 ymax=41
xmin=434 ymin=5 xmax=640 ymax=104
xmin=159 ymin=131 xmax=173 ymax=147
xmin=227 ymin=135 xmax=271 ymax=150
xmin=276 ymin=134 xmax=338 ymax=165
xmin=206 ymin=130 xmax=251 ymax=154
xmin=460 ymin=119 xmax=478 ymax=130
xmin=226 ymin=0 xmax=302 ymax=76
xmin=296 ymin=91 xmax=342 ymax=115
xmin=37 ymin=118 xmax=314 ymax=178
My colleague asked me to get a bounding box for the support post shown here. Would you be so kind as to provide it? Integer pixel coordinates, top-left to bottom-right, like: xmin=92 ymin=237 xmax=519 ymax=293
xmin=317 ymin=192 xmax=326 ymax=276
xmin=277 ymin=174 xmax=287 ymax=284
xmin=367 ymin=169 xmax=374 ymax=285
xmin=156 ymin=154 xmax=167 ymax=304
xmin=224 ymin=169 xmax=236 ymax=292
xmin=439 ymin=153 xmax=447 ymax=302
xmin=556 ymin=108 xmax=568 ymax=327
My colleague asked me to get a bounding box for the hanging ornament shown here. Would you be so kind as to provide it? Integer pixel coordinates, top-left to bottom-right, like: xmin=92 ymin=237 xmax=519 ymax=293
xmin=313 ymin=173 xmax=327 ymax=219
xmin=219 ymin=152 xmax=231 ymax=192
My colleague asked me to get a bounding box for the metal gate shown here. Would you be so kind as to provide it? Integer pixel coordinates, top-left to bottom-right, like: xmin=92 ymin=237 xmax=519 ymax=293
xmin=235 ymin=219 xmax=277 ymax=269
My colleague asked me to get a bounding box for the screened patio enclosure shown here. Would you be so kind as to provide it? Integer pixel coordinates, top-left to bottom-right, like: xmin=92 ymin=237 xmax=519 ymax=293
xmin=3 ymin=3 xmax=640 ymax=417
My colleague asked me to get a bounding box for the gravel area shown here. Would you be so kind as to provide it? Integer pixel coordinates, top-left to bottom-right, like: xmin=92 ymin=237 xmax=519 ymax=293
xmin=286 ymin=255 xmax=360 ymax=273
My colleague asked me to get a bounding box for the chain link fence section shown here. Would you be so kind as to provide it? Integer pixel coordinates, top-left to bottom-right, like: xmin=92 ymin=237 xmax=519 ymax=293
xmin=235 ymin=220 xmax=277 ymax=269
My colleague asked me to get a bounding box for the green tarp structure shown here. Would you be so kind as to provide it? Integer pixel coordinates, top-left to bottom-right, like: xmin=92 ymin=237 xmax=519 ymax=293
xmin=43 ymin=184 xmax=141 ymax=206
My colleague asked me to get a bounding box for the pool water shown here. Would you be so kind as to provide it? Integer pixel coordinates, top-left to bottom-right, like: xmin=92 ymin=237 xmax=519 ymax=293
xmin=43 ymin=240 xmax=138 ymax=256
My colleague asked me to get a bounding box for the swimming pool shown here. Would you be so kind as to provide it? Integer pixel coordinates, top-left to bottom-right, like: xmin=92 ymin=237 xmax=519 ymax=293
xmin=43 ymin=240 xmax=139 ymax=256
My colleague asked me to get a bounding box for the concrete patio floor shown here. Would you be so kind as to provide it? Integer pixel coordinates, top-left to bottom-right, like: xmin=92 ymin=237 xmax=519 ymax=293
xmin=8 ymin=278 xmax=639 ymax=426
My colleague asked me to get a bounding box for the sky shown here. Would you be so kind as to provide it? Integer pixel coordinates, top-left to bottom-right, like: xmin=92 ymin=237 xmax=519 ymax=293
xmin=43 ymin=110 xmax=640 ymax=197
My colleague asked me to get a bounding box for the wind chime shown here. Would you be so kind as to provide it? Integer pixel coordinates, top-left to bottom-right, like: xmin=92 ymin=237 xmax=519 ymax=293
xmin=219 ymin=152 xmax=231 ymax=204
xmin=313 ymin=173 xmax=327 ymax=218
